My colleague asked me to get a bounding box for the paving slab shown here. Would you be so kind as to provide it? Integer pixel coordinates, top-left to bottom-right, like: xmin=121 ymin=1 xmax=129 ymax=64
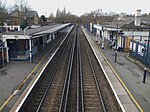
xmin=82 ymin=26 xmax=146 ymax=112
xmin=85 ymin=26 xmax=150 ymax=112
xmin=0 ymin=26 xmax=74 ymax=112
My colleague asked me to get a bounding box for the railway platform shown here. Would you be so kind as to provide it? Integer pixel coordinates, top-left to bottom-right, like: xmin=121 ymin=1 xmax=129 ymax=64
xmin=1 ymin=25 xmax=149 ymax=112
xmin=0 ymin=26 xmax=73 ymax=112
xmin=0 ymin=41 xmax=58 ymax=112
xmin=82 ymin=26 xmax=150 ymax=112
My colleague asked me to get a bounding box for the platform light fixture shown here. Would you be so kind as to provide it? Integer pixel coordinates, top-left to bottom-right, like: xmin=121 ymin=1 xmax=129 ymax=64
xmin=114 ymin=23 xmax=118 ymax=62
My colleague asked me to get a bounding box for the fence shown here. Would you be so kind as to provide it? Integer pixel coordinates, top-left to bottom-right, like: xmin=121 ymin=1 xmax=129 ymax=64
xmin=129 ymin=40 xmax=150 ymax=67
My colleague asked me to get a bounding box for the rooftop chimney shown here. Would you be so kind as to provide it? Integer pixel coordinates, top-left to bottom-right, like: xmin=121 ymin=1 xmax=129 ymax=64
xmin=134 ymin=9 xmax=141 ymax=26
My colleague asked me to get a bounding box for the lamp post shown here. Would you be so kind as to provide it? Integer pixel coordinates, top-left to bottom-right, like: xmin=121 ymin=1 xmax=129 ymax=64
xmin=143 ymin=27 xmax=150 ymax=83
xmin=0 ymin=41 xmax=5 ymax=68
xmin=115 ymin=24 xmax=118 ymax=62
xmin=101 ymin=26 xmax=104 ymax=49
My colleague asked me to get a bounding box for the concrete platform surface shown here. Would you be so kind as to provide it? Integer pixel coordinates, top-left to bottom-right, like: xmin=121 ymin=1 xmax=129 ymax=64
xmin=0 ymin=26 xmax=73 ymax=112
xmin=82 ymin=26 xmax=150 ymax=112
xmin=82 ymin=27 xmax=138 ymax=112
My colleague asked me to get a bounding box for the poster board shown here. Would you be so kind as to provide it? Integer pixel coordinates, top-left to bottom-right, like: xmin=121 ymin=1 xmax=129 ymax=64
xmin=138 ymin=45 xmax=144 ymax=56
xmin=130 ymin=42 xmax=132 ymax=50
xmin=133 ymin=43 xmax=136 ymax=52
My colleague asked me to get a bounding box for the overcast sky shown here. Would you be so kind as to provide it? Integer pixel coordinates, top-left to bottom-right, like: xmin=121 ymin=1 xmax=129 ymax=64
xmin=6 ymin=0 xmax=150 ymax=17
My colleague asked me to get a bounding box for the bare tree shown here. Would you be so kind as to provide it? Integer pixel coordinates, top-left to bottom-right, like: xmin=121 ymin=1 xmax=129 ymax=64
xmin=55 ymin=7 xmax=78 ymax=23
xmin=10 ymin=0 xmax=32 ymax=27
xmin=0 ymin=0 xmax=8 ymax=26
xmin=49 ymin=13 xmax=54 ymax=20
xmin=79 ymin=9 xmax=116 ymax=24
xmin=56 ymin=8 xmax=61 ymax=18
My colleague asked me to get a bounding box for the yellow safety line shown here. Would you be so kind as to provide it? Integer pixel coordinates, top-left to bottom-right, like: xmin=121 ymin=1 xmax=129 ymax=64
xmin=0 ymin=27 xmax=73 ymax=111
xmin=0 ymin=61 xmax=42 ymax=111
xmin=0 ymin=49 xmax=49 ymax=111
xmin=0 ymin=94 xmax=14 ymax=111
xmin=95 ymin=44 xmax=144 ymax=112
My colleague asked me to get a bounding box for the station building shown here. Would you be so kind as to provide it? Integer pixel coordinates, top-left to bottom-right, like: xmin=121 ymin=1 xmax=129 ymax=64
xmin=86 ymin=9 xmax=150 ymax=68
xmin=90 ymin=9 xmax=150 ymax=52
xmin=1 ymin=23 xmax=72 ymax=63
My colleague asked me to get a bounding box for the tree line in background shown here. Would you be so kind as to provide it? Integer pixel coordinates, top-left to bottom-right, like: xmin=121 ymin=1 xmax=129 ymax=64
xmin=54 ymin=7 xmax=78 ymax=23
xmin=0 ymin=0 xmax=34 ymax=29
xmin=0 ymin=0 xmax=9 ymax=26
xmin=79 ymin=9 xmax=115 ymax=24
xmin=48 ymin=8 xmax=118 ymax=24
xmin=42 ymin=8 xmax=150 ymax=25
xmin=1 ymin=0 xmax=150 ymax=28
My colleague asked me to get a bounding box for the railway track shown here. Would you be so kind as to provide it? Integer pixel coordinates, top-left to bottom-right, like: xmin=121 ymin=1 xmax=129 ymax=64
xmin=18 ymin=26 xmax=75 ymax=112
xmin=18 ymin=25 xmax=122 ymax=112
xmin=39 ymin=28 xmax=76 ymax=112
xmin=79 ymin=27 xmax=122 ymax=112
xmin=79 ymin=26 xmax=106 ymax=112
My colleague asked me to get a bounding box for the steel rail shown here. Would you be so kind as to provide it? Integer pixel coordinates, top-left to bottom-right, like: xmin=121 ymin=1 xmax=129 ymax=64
xmin=77 ymin=26 xmax=85 ymax=112
xmin=13 ymin=30 xmax=73 ymax=111
xmin=63 ymin=30 xmax=77 ymax=112
xmin=83 ymin=32 xmax=107 ymax=112
xmin=35 ymin=30 xmax=73 ymax=112
xmin=77 ymin=26 xmax=80 ymax=112
xmin=18 ymin=28 xmax=74 ymax=112
xmin=79 ymin=31 xmax=85 ymax=112
xmin=0 ymin=31 xmax=68 ymax=112
xmin=59 ymin=28 xmax=77 ymax=112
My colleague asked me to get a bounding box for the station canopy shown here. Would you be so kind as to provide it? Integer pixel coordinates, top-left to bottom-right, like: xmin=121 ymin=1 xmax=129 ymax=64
xmin=2 ymin=23 xmax=71 ymax=39
xmin=32 ymin=23 xmax=71 ymax=36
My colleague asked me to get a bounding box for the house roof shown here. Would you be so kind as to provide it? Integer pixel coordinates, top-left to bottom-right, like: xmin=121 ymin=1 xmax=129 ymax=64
xmin=104 ymin=16 xmax=150 ymax=29
xmin=10 ymin=10 xmax=20 ymax=17
xmin=10 ymin=10 xmax=39 ymax=18
xmin=103 ymin=17 xmax=134 ymax=28
xmin=141 ymin=17 xmax=150 ymax=24
xmin=26 ymin=11 xmax=39 ymax=18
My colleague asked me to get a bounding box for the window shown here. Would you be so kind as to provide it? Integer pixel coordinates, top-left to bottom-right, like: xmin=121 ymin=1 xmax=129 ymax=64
xmin=133 ymin=43 xmax=136 ymax=52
